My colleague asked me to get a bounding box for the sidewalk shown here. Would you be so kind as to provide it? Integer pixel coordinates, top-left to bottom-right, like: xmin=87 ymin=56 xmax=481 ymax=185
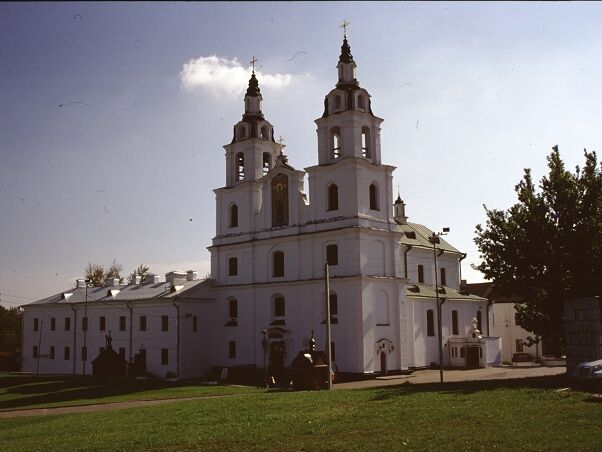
xmin=335 ymin=365 xmax=566 ymax=389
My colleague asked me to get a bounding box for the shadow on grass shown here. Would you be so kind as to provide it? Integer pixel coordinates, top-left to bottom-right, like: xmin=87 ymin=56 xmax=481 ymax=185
xmin=367 ymin=375 xmax=570 ymax=401
xmin=0 ymin=375 xmax=210 ymax=410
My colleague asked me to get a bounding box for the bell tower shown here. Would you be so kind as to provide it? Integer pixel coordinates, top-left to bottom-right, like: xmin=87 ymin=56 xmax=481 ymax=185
xmin=224 ymin=58 xmax=283 ymax=187
xmin=315 ymin=28 xmax=384 ymax=165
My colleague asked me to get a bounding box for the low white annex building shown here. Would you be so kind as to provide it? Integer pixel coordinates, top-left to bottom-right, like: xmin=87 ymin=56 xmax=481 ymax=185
xmin=21 ymin=35 xmax=501 ymax=379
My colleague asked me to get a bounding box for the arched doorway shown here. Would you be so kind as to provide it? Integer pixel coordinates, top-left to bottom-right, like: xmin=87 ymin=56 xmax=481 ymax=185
xmin=380 ymin=351 xmax=387 ymax=375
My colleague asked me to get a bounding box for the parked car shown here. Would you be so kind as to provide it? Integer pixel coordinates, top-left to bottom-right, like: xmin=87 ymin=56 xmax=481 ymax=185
xmin=572 ymin=359 xmax=602 ymax=389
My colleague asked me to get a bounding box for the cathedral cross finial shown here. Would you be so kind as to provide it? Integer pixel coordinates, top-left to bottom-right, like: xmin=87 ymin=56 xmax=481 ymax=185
xmin=250 ymin=56 xmax=258 ymax=73
xmin=340 ymin=20 xmax=350 ymax=38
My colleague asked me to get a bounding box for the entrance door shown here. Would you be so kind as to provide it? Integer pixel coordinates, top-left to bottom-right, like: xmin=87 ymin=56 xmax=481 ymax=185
xmin=380 ymin=351 xmax=387 ymax=375
xmin=268 ymin=341 xmax=285 ymax=381
xmin=466 ymin=347 xmax=480 ymax=368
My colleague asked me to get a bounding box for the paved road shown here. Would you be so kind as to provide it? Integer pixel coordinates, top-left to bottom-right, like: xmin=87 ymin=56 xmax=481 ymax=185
xmin=335 ymin=365 xmax=566 ymax=389
xmin=0 ymin=366 xmax=566 ymax=418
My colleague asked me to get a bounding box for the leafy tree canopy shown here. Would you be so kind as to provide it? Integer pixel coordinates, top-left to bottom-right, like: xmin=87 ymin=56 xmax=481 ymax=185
xmin=84 ymin=259 xmax=123 ymax=287
xmin=474 ymin=146 xmax=602 ymax=353
xmin=127 ymin=264 xmax=150 ymax=284
xmin=0 ymin=305 xmax=21 ymax=352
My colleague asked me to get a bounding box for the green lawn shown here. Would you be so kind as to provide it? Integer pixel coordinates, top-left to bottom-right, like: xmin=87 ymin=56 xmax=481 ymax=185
xmin=1 ymin=376 xmax=601 ymax=451
xmin=0 ymin=374 xmax=260 ymax=411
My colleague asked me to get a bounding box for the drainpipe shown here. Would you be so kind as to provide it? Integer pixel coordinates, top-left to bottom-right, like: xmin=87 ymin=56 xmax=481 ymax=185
xmin=20 ymin=308 xmax=24 ymax=373
xmin=126 ymin=301 xmax=133 ymax=366
xmin=173 ymin=301 xmax=181 ymax=378
xmin=70 ymin=305 xmax=77 ymax=375
xmin=486 ymin=299 xmax=494 ymax=337
xmin=459 ymin=253 xmax=467 ymax=286
xmin=403 ymin=245 xmax=412 ymax=279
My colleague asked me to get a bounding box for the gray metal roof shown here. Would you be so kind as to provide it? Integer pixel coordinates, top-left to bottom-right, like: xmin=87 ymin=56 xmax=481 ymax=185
xmin=406 ymin=283 xmax=487 ymax=302
xmin=396 ymin=222 xmax=462 ymax=254
xmin=23 ymin=279 xmax=213 ymax=307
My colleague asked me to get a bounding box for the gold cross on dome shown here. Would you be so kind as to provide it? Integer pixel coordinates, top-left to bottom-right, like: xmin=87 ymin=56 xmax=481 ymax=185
xmin=340 ymin=20 xmax=350 ymax=37
xmin=250 ymin=56 xmax=258 ymax=73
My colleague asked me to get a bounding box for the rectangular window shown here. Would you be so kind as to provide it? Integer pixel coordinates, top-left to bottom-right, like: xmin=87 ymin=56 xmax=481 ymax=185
xmin=33 ymin=318 xmax=39 ymax=332
xmin=418 ymin=265 xmax=424 ymax=283
xmin=82 ymin=316 xmax=88 ymax=331
xmin=161 ymin=315 xmax=169 ymax=332
xmin=326 ymin=244 xmax=338 ymax=266
xmin=228 ymin=341 xmax=236 ymax=358
xmin=81 ymin=346 xmax=87 ymax=361
xmin=49 ymin=346 xmax=55 ymax=359
xmin=192 ymin=316 xmax=198 ymax=332
xmin=460 ymin=347 xmax=465 ymax=358
xmin=229 ymin=299 xmax=238 ymax=319
xmin=119 ymin=347 xmax=126 ymax=360
xmin=273 ymin=251 xmax=285 ymax=277
xmin=138 ymin=348 xmax=146 ymax=363
xmin=119 ymin=316 xmax=126 ymax=332
xmin=161 ymin=348 xmax=169 ymax=365
xmin=228 ymin=257 xmax=238 ymax=276
xmin=274 ymin=297 xmax=285 ymax=318
xmin=50 ymin=317 xmax=56 ymax=331
xmin=426 ymin=309 xmax=435 ymax=336
xmin=328 ymin=294 xmax=338 ymax=324
xmin=440 ymin=268 xmax=447 ymax=286
xmin=64 ymin=317 xmax=71 ymax=331
xmin=516 ymin=339 xmax=524 ymax=353
xmin=326 ymin=341 xmax=336 ymax=361
xmin=99 ymin=316 xmax=106 ymax=331
xmin=452 ymin=310 xmax=459 ymax=335
xmin=64 ymin=347 xmax=70 ymax=360
xmin=139 ymin=315 xmax=147 ymax=331
xmin=33 ymin=346 xmax=38 ymax=358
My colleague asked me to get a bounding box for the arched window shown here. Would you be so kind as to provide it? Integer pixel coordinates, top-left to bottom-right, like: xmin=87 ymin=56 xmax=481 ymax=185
xmin=440 ymin=268 xmax=447 ymax=286
xmin=452 ymin=310 xmax=459 ymax=335
xmin=418 ymin=265 xmax=424 ymax=283
xmin=261 ymin=125 xmax=269 ymax=139
xmin=238 ymin=126 xmax=246 ymax=140
xmin=235 ymin=153 xmax=244 ymax=181
xmin=228 ymin=257 xmax=238 ymax=276
xmin=476 ymin=310 xmax=482 ymax=333
xmin=369 ymin=183 xmax=379 ymax=211
xmin=273 ymin=251 xmax=284 ymax=277
xmin=263 ymin=153 xmax=271 ymax=175
xmin=327 ymin=184 xmax=338 ymax=211
xmin=274 ymin=296 xmax=285 ymax=319
xmin=229 ymin=204 xmax=238 ymax=228
xmin=427 ymin=309 xmax=435 ymax=336
xmin=326 ymin=244 xmax=338 ymax=266
xmin=271 ymin=173 xmax=289 ymax=227
xmin=358 ymin=94 xmax=366 ymax=110
xmin=330 ymin=127 xmax=341 ymax=159
xmin=362 ymin=127 xmax=371 ymax=158
xmin=229 ymin=299 xmax=238 ymax=319
xmin=334 ymin=95 xmax=342 ymax=110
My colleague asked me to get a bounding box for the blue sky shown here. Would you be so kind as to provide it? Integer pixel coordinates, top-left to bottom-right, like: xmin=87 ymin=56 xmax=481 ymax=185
xmin=2 ymin=2 xmax=602 ymax=308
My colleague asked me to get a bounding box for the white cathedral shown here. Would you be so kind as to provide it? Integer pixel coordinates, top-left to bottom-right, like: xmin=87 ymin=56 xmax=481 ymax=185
xmin=21 ymin=36 xmax=502 ymax=379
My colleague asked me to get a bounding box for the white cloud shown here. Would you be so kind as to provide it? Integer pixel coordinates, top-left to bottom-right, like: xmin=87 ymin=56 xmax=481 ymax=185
xmin=180 ymin=55 xmax=293 ymax=95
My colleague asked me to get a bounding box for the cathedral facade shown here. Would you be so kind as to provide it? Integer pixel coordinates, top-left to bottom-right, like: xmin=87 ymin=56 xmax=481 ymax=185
xmin=20 ymin=36 xmax=500 ymax=379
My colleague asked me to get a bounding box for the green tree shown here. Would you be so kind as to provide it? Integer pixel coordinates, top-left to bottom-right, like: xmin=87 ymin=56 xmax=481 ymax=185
xmin=0 ymin=305 xmax=21 ymax=352
xmin=84 ymin=259 xmax=124 ymax=287
xmin=127 ymin=264 xmax=150 ymax=284
xmin=474 ymin=146 xmax=602 ymax=354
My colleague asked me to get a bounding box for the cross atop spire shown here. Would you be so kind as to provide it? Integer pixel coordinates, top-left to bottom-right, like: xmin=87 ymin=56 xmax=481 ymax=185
xmin=250 ymin=56 xmax=258 ymax=73
xmin=340 ymin=20 xmax=350 ymax=38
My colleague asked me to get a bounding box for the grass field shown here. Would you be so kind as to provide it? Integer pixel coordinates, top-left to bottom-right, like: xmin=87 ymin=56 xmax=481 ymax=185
xmin=0 ymin=374 xmax=259 ymax=411
xmin=1 ymin=375 xmax=601 ymax=451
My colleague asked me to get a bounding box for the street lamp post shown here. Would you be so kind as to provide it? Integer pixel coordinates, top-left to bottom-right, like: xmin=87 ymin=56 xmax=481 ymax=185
xmin=83 ymin=278 xmax=90 ymax=376
xmin=428 ymin=227 xmax=449 ymax=384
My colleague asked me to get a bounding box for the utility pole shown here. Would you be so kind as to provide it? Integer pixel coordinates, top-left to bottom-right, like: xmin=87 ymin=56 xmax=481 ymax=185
xmin=83 ymin=279 xmax=89 ymax=376
xmin=324 ymin=262 xmax=333 ymax=390
xmin=429 ymin=228 xmax=449 ymax=384
xmin=36 ymin=320 xmax=44 ymax=376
